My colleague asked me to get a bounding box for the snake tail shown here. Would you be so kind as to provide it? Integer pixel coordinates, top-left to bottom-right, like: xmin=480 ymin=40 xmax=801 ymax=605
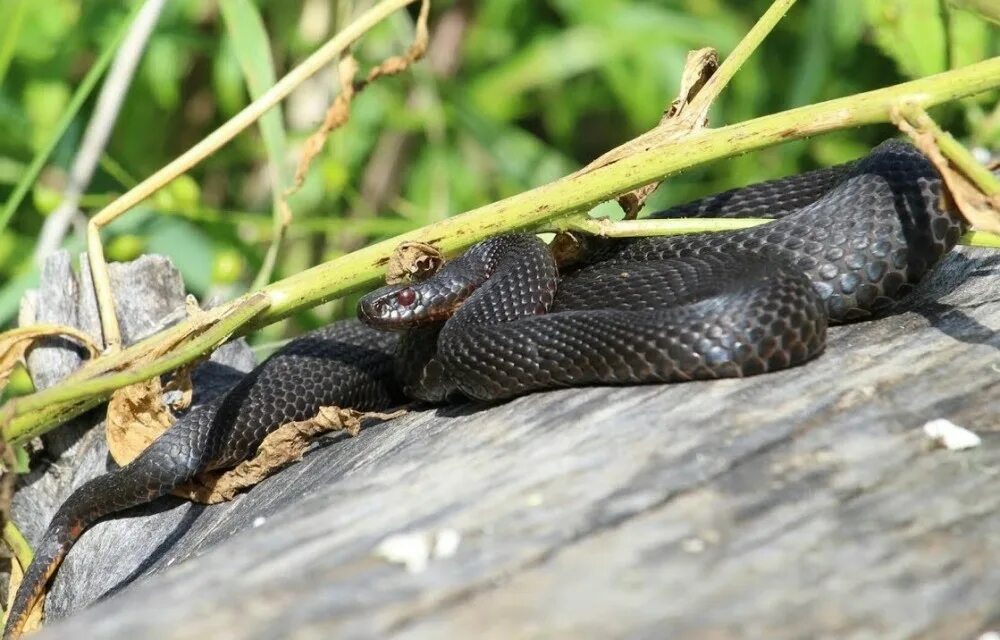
xmin=3 ymin=434 xmax=203 ymax=640
xmin=4 ymin=322 xmax=403 ymax=639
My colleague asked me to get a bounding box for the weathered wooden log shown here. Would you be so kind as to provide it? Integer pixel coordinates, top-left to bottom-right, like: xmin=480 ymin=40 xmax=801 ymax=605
xmin=12 ymin=247 xmax=1000 ymax=640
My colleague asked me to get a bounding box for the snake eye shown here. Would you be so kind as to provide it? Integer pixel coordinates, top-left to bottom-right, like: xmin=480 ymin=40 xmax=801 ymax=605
xmin=395 ymin=287 xmax=416 ymax=307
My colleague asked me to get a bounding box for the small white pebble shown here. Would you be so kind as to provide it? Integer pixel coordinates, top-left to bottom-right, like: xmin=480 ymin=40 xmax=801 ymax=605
xmin=977 ymin=632 xmax=1000 ymax=640
xmin=375 ymin=532 xmax=432 ymax=573
xmin=923 ymin=419 xmax=982 ymax=451
xmin=252 ymin=516 xmax=267 ymax=528
xmin=433 ymin=528 xmax=461 ymax=559
xmin=375 ymin=529 xmax=462 ymax=572
xmin=681 ymin=538 xmax=706 ymax=554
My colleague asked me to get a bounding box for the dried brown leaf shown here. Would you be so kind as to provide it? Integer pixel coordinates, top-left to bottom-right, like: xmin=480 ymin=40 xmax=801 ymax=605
xmin=287 ymin=55 xmax=360 ymax=199
xmin=936 ymin=161 xmax=1000 ymax=233
xmin=106 ymin=376 xmax=174 ymax=465
xmin=104 ymin=301 xmax=232 ymax=466
xmin=280 ymin=0 xmax=431 ymax=218
xmin=894 ymin=108 xmax=1000 ymax=234
xmin=161 ymin=354 xmax=200 ymax=413
xmin=664 ymin=48 xmax=720 ymax=123
xmin=0 ymin=325 xmax=100 ymax=393
xmin=386 ymin=241 xmax=445 ymax=284
xmin=4 ymin=556 xmax=42 ymax=634
xmin=361 ymin=0 xmax=430 ymax=83
xmin=176 ymin=406 xmax=405 ymax=504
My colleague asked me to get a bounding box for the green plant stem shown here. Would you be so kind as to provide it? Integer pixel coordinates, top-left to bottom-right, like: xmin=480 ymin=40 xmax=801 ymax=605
xmin=897 ymin=104 xmax=1000 ymax=196
xmin=548 ymin=216 xmax=1000 ymax=247
xmin=2 ymin=293 xmax=270 ymax=446
xmin=962 ymin=230 xmax=1000 ymax=248
xmin=687 ymin=0 xmax=797 ymax=117
xmin=3 ymin=56 xmax=999 ymax=444
xmin=3 ymin=520 xmax=32 ymax=570
xmin=0 ymin=0 xmax=28 ymax=90
xmin=0 ymin=1 xmax=145 ymax=235
xmin=552 ymin=217 xmax=774 ymax=236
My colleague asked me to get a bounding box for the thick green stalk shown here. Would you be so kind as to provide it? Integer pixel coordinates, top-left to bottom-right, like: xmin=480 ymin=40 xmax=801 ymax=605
xmin=2 ymin=293 xmax=270 ymax=446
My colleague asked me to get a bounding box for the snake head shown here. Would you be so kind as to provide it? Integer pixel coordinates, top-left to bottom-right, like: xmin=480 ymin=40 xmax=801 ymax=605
xmin=358 ymin=277 xmax=477 ymax=330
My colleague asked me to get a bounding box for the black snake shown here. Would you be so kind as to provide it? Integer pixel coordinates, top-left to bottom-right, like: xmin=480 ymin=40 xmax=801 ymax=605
xmin=4 ymin=139 xmax=964 ymax=638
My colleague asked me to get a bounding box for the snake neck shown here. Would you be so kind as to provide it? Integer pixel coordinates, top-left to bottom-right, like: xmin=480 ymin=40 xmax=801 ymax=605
xmin=388 ymin=234 xmax=559 ymax=403
xmin=394 ymin=324 xmax=459 ymax=403
xmin=441 ymin=234 xmax=560 ymax=328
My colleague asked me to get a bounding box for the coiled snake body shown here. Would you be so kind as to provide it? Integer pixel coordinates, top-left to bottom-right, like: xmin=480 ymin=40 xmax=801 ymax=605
xmin=4 ymin=140 xmax=963 ymax=638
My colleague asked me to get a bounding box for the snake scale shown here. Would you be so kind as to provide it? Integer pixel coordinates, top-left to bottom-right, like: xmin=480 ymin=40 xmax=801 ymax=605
xmin=4 ymin=139 xmax=964 ymax=638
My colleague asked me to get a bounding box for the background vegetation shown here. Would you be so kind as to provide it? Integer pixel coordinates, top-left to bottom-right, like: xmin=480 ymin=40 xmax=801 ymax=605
xmin=0 ymin=0 xmax=995 ymax=355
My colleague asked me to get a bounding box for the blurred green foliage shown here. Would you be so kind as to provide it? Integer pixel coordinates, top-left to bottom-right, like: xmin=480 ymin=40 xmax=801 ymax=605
xmin=0 ymin=0 xmax=996 ymax=348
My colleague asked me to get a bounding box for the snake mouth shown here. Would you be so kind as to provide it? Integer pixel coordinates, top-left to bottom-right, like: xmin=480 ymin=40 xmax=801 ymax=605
xmin=357 ymin=288 xmax=407 ymax=327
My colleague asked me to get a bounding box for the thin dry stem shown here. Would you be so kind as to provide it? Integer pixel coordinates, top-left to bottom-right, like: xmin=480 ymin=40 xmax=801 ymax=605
xmin=85 ymin=0 xmax=422 ymax=351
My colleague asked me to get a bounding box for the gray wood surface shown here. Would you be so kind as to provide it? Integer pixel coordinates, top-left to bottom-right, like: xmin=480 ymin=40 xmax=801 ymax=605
xmin=12 ymin=247 xmax=1000 ymax=640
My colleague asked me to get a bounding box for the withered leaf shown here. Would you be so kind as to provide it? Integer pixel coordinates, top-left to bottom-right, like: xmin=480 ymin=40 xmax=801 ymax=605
xmin=0 ymin=325 xmax=99 ymax=394
xmin=897 ymin=124 xmax=1000 ymax=234
xmin=280 ymin=0 xmax=431 ymax=224
xmin=104 ymin=299 xmax=241 ymax=466
xmin=175 ymin=406 xmax=406 ymax=504
xmin=5 ymin=554 xmax=43 ymax=634
xmin=106 ymin=376 xmax=173 ymax=466
xmin=386 ymin=241 xmax=445 ymax=284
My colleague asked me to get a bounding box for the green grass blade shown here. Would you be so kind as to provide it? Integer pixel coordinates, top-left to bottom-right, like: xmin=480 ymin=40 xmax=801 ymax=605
xmin=219 ymin=0 xmax=292 ymax=289
xmin=0 ymin=0 xmax=29 ymax=90
xmin=0 ymin=1 xmax=145 ymax=236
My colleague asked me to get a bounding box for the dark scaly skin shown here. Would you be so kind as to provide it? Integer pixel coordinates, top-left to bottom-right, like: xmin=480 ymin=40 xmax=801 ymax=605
xmin=360 ymin=140 xmax=963 ymax=400
xmin=5 ymin=140 xmax=962 ymax=638
xmin=359 ymin=234 xmax=563 ymax=401
xmin=361 ymin=236 xmax=828 ymax=401
xmin=630 ymin=139 xmax=963 ymax=322
xmin=4 ymin=323 xmax=403 ymax=639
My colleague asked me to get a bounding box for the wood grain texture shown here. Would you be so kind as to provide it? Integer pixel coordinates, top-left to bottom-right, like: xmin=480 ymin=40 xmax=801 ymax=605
xmin=13 ymin=247 xmax=1000 ymax=640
